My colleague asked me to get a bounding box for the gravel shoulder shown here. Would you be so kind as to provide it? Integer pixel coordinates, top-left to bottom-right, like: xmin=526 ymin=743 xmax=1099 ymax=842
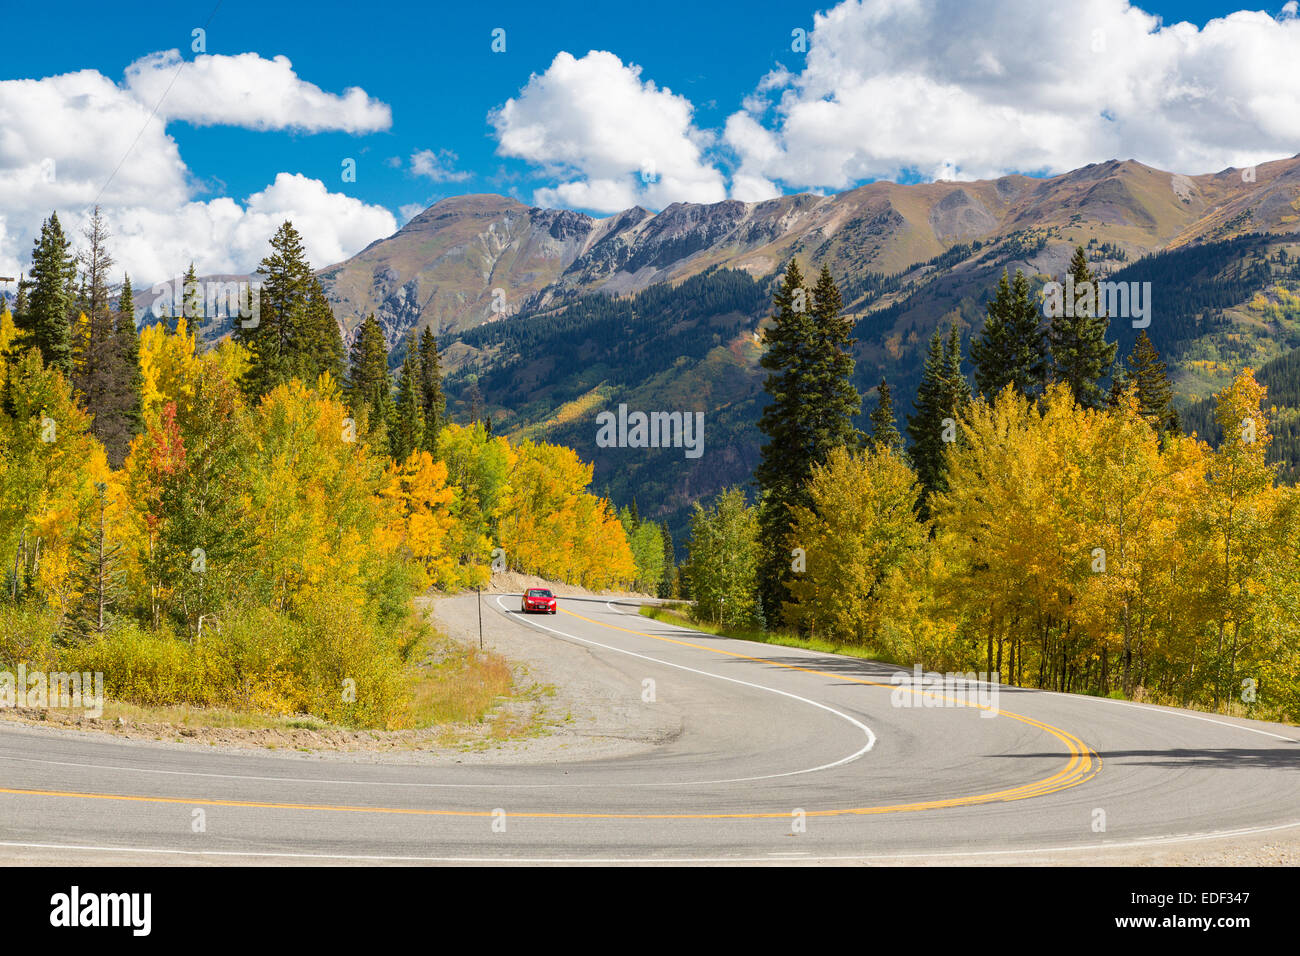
xmin=420 ymin=586 xmax=684 ymax=765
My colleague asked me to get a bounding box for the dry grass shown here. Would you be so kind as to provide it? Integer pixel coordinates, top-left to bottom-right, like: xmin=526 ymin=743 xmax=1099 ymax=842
xmin=407 ymin=638 xmax=515 ymax=728
xmin=94 ymin=700 xmax=323 ymax=730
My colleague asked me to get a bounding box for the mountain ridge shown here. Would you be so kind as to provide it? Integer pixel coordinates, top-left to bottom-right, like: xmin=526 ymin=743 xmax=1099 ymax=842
xmin=311 ymin=153 xmax=1300 ymax=350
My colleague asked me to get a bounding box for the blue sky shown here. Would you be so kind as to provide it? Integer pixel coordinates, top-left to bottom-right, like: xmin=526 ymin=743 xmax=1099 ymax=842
xmin=8 ymin=0 xmax=840 ymax=217
xmin=2 ymin=0 xmax=1297 ymax=279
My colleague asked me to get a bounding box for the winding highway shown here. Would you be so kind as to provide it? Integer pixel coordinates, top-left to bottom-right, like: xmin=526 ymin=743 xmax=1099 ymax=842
xmin=1 ymin=594 xmax=1298 ymax=863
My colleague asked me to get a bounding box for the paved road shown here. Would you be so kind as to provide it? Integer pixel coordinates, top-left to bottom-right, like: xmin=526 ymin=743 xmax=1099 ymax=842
xmin=1 ymin=594 xmax=1297 ymax=863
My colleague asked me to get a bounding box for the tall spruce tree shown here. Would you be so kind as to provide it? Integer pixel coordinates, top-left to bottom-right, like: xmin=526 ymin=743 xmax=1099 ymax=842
xmin=236 ymin=220 xmax=313 ymax=398
xmin=1048 ymin=247 xmax=1117 ymax=409
xmin=304 ymin=276 xmax=345 ymax=383
xmin=808 ymin=264 xmax=862 ymax=451
xmin=907 ymin=327 xmax=970 ymax=512
xmin=945 ymin=326 xmax=972 ymax=409
xmin=101 ymin=274 xmax=145 ymax=466
xmin=868 ymin=378 xmax=904 ymax=452
xmin=417 ymin=326 xmax=446 ymax=450
xmin=464 ymin=378 xmax=484 ymax=423
xmin=20 ymin=212 xmax=77 ymax=375
xmin=755 ymin=260 xmax=814 ymax=626
xmin=181 ymin=262 xmax=200 ymax=325
xmin=1126 ymin=330 xmax=1180 ymax=436
xmin=754 ymin=260 xmax=859 ymax=626
xmin=391 ymin=334 xmax=425 ymax=462
xmin=971 ymin=268 xmax=1047 ymax=400
xmin=345 ymin=314 xmax=393 ymax=452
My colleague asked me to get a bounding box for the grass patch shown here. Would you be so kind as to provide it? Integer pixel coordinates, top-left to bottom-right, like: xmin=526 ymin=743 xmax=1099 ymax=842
xmin=639 ymin=602 xmax=890 ymax=662
xmin=92 ymin=701 xmax=327 ymax=731
xmin=407 ymin=627 xmax=515 ymax=728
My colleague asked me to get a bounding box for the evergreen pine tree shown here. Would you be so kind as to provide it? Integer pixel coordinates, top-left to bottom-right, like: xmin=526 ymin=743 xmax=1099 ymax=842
xmin=12 ymin=274 xmax=29 ymax=332
xmin=464 ymin=378 xmax=484 ymax=423
xmin=754 ymin=260 xmax=859 ymax=626
xmin=391 ymin=333 xmax=425 ymax=462
xmin=755 ymin=260 xmax=814 ymax=626
xmin=658 ymin=523 xmax=676 ymax=598
xmin=304 ymin=276 xmax=345 ymax=383
xmin=907 ymin=327 xmax=970 ymax=512
xmin=946 ymin=325 xmax=973 ymax=410
xmin=345 ymin=314 xmax=393 ymax=452
xmin=20 ymin=213 xmax=77 ymax=375
xmin=72 ymin=206 xmax=121 ymax=438
xmin=868 ymin=378 xmax=904 ymax=452
xmin=1108 ymin=362 xmax=1130 ymax=406
xmin=1127 ymin=330 xmax=1181 ymax=436
xmin=417 ymin=326 xmax=445 ymax=450
xmin=182 ymin=262 xmax=201 ymax=326
xmin=972 ymin=268 xmax=1047 ymax=399
xmin=808 ymin=264 xmax=862 ymax=451
xmin=103 ymin=274 xmax=145 ymax=466
xmin=972 ymin=269 xmax=1013 ymax=397
xmin=236 ymin=221 xmax=313 ymax=398
xmin=1048 ymin=247 xmax=1117 ymax=409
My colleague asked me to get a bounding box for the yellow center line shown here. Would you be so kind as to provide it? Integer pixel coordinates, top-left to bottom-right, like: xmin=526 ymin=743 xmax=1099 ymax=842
xmin=0 ymin=605 xmax=1100 ymax=821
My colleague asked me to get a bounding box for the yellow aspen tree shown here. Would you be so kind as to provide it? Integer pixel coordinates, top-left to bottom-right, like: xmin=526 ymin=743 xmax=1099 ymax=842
xmin=786 ymin=445 xmax=927 ymax=644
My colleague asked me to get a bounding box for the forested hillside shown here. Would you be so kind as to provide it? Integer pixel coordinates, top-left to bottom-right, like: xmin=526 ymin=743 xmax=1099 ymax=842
xmin=444 ymin=269 xmax=773 ymax=549
xmin=1183 ymin=344 xmax=1300 ymax=484
xmin=445 ymin=232 xmax=1300 ymax=548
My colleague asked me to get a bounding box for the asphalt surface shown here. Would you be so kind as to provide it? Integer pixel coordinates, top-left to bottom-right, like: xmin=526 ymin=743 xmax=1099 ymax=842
xmin=1 ymin=593 xmax=1298 ymax=864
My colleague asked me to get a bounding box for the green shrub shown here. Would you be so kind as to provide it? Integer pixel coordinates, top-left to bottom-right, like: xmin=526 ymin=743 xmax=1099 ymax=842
xmin=0 ymin=605 xmax=59 ymax=670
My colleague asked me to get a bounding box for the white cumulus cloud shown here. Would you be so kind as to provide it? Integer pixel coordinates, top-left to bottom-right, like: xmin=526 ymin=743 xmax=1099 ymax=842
xmin=490 ymin=50 xmax=727 ymax=213
xmin=0 ymin=57 xmax=395 ymax=285
xmin=725 ymin=0 xmax=1300 ymax=191
xmin=124 ymin=50 xmax=392 ymax=133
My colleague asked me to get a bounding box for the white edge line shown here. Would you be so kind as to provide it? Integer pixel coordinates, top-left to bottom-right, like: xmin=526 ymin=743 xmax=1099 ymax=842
xmin=493 ymin=594 xmax=875 ymax=783
xmin=5 ymin=817 xmax=1300 ymax=864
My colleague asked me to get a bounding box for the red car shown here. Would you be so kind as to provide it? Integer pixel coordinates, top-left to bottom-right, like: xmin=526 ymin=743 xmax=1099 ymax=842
xmin=521 ymin=588 xmax=557 ymax=614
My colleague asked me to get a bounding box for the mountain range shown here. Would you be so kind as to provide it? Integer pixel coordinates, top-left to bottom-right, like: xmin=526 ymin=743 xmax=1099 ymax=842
xmin=315 ymin=153 xmax=1300 ymax=347
xmin=180 ymin=153 xmax=1300 ymax=545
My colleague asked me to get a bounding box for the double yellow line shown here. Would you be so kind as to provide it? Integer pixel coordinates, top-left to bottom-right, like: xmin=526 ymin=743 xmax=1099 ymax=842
xmin=0 ymin=607 xmax=1099 ymax=820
